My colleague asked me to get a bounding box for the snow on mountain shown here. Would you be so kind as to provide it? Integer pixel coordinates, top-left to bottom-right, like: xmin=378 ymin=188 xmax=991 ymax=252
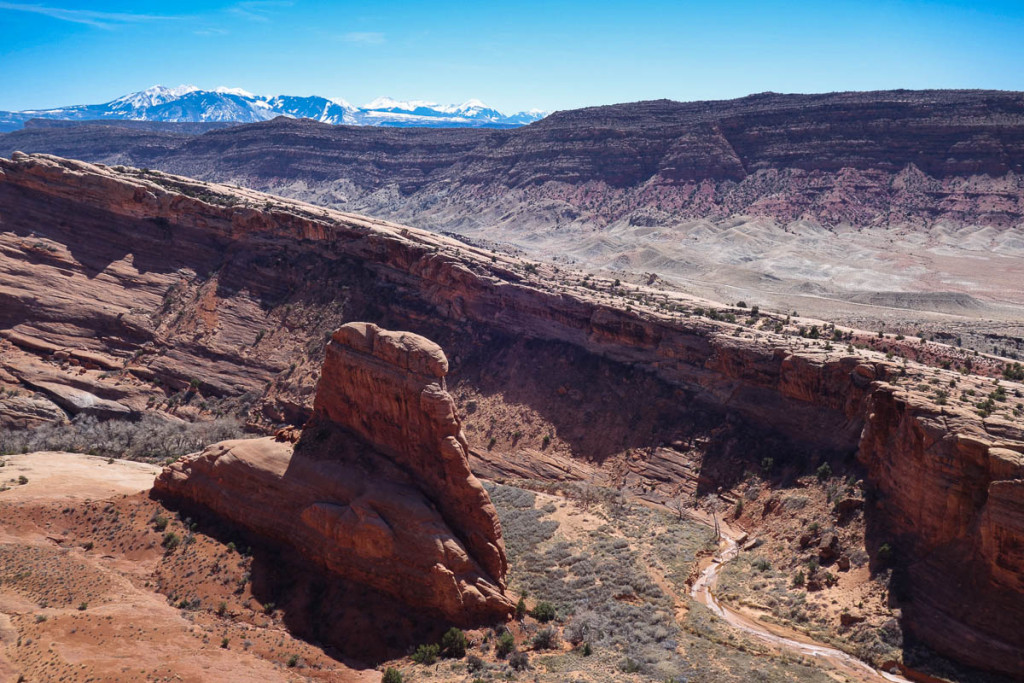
xmin=110 ymin=84 xmax=200 ymax=110
xmin=2 ymin=86 xmax=547 ymax=131
xmin=214 ymin=86 xmax=255 ymax=97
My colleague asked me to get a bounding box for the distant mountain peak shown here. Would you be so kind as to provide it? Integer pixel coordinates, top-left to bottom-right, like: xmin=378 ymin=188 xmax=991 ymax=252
xmin=2 ymin=86 xmax=545 ymax=131
xmin=213 ymin=86 xmax=255 ymax=97
xmin=362 ymin=96 xmax=439 ymax=111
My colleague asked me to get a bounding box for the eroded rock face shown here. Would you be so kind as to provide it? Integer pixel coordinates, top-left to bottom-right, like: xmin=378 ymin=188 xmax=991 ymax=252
xmin=155 ymin=325 xmax=513 ymax=625
xmin=3 ymin=154 xmax=1023 ymax=676
xmin=858 ymin=393 xmax=1024 ymax=674
xmin=312 ymin=322 xmax=507 ymax=585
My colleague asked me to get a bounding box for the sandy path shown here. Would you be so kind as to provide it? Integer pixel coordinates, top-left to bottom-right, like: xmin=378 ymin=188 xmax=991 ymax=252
xmin=690 ymin=531 xmax=908 ymax=683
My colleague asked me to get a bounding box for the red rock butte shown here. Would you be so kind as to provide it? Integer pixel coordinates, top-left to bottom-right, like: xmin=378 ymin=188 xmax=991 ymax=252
xmin=155 ymin=322 xmax=514 ymax=625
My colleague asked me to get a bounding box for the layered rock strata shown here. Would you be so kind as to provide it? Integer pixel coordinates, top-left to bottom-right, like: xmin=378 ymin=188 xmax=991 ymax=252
xmin=154 ymin=324 xmax=513 ymax=625
xmin=1 ymin=154 xmax=1022 ymax=675
xmin=858 ymin=392 xmax=1024 ymax=674
xmin=3 ymin=90 xmax=1024 ymax=228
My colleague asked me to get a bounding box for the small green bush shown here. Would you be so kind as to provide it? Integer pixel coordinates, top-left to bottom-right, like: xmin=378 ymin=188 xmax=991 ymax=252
xmin=515 ymin=595 xmax=527 ymax=619
xmin=411 ymin=643 xmax=440 ymax=665
xmin=162 ymin=531 xmax=181 ymax=551
xmin=530 ymin=601 xmax=556 ymax=623
xmin=495 ymin=631 xmax=515 ymax=658
xmin=441 ymin=627 xmax=467 ymax=659
xmin=382 ymin=668 xmax=403 ymax=683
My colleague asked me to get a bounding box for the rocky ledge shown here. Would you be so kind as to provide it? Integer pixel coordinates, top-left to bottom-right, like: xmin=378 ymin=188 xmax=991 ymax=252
xmin=154 ymin=323 xmax=513 ymax=625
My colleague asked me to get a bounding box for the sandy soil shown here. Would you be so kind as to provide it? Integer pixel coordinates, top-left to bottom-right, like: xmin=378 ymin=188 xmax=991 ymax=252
xmin=0 ymin=451 xmax=378 ymax=683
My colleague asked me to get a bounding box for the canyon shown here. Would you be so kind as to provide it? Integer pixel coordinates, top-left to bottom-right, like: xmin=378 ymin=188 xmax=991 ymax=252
xmin=0 ymin=152 xmax=1022 ymax=678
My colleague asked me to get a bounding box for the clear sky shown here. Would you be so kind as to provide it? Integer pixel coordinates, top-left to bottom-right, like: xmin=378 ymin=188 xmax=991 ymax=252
xmin=1 ymin=0 xmax=1023 ymax=113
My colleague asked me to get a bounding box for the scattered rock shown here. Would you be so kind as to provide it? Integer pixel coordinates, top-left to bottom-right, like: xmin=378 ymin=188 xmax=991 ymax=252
xmin=819 ymin=534 xmax=841 ymax=563
xmin=840 ymin=612 xmax=866 ymax=627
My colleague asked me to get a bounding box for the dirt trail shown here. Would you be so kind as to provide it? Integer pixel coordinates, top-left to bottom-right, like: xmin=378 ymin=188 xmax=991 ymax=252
xmin=690 ymin=529 xmax=908 ymax=683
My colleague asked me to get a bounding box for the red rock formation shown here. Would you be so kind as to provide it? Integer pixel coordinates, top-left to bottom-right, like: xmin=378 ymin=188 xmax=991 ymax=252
xmin=155 ymin=324 xmax=513 ymax=625
xmin=858 ymin=390 xmax=1024 ymax=674
xmin=312 ymin=322 xmax=507 ymax=585
xmin=2 ymin=154 xmax=1023 ymax=675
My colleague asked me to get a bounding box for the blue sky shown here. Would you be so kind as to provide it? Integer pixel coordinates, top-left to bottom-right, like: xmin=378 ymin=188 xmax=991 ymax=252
xmin=1 ymin=0 xmax=1023 ymax=113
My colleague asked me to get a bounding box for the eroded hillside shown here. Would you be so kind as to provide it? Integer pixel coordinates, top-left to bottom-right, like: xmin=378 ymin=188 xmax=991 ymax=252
xmin=4 ymin=90 xmax=1024 ymax=327
xmin=0 ymin=153 xmax=1023 ymax=678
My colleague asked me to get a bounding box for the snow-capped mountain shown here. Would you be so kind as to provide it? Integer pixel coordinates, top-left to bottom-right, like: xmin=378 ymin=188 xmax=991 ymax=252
xmin=0 ymin=86 xmax=547 ymax=132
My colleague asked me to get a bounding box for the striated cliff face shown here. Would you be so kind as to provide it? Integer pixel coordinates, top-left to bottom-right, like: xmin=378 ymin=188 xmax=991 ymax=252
xmin=2 ymin=90 xmax=1024 ymax=229
xmin=154 ymin=323 xmax=513 ymax=625
xmin=1 ymin=154 xmax=1023 ymax=675
xmin=858 ymin=392 xmax=1024 ymax=674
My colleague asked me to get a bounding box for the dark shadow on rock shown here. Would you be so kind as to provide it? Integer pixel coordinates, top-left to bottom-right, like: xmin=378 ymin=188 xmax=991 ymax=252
xmin=149 ymin=490 xmax=457 ymax=666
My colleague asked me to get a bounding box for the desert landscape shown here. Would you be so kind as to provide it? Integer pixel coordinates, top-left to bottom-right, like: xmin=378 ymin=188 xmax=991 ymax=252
xmin=0 ymin=2 xmax=1023 ymax=679
xmin=0 ymin=145 xmax=1020 ymax=682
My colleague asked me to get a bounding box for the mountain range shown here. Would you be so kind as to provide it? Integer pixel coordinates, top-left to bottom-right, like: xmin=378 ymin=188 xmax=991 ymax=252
xmin=0 ymin=85 xmax=547 ymax=132
xmin=3 ymin=88 xmax=1024 ymax=329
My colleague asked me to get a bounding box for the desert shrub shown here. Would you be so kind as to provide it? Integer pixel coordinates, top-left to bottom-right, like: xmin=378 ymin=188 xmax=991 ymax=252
xmin=620 ymin=656 xmax=643 ymax=673
xmin=382 ymin=668 xmax=403 ymax=683
xmin=509 ymin=651 xmax=530 ymax=671
xmin=0 ymin=414 xmax=249 ymax=462
xmin=495 ymin=631 xmax=515 ymax=658
xmin=1003 ymin=362 xmax=1024 ymax=381
xmin=411 ymin=643 xmax=439 ymax=665
xmin=162 ymin=531 xmax=181 ymax=551
xmin=152 ymin=514 xmax=169 ymax=531
xmin=466 ymin=654 xmax=485 ymax=672
xmin=441 ymin=627 xmax=467 ymax=658
xmin=487 ymin=482 xmax=697 ymax=679
xmin=532 ymin=627 xmax=559 ymax=650
xmin=530 ymin=601 xmax=556 ymax=623
xmin=515 ymin=595 xmax=527 ymax=619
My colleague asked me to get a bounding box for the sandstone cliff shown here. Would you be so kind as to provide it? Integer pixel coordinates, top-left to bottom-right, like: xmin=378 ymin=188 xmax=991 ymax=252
xmin=2 ymin=154 xmax=1023 ymax=676
xmin=154 ymin=323 xmax=513 ymax=625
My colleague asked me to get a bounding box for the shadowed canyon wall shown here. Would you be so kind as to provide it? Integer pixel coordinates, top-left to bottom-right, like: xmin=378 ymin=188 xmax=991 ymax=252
xmin=0 ymin=154 xmax=1022 ymax=675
